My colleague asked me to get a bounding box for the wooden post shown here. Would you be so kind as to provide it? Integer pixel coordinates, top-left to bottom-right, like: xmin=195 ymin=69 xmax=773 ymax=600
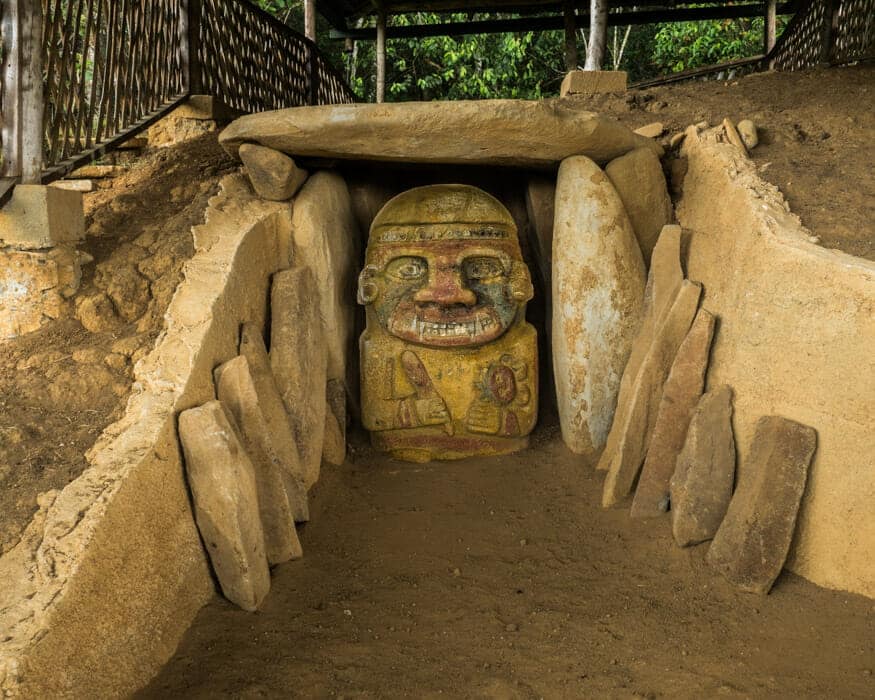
xmin=584 ymin=0 xmax=608 ymax=71
xmin=1 ymin=0 xmax=23 ymax=179
xmin=376 ymin=6 xmax=386 ymax=103
xmin=764 ymin=0 xmax=777 ymax=56
xmin=819 ymin=0 xmax=838 ymax=65
xmin=187 ymin=0 xmax=204 ymax=95
xmin=304 ymin=0 xmax=317 ymax=42
xmin=563 ymin=1 xmax=578 ymax=72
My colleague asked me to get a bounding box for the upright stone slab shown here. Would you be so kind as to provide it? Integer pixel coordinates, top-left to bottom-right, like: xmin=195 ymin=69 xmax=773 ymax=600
xmin=631 ymin=308 xmax=716 ymax=518
xmin=601 ymin=280 xmax=702 ymax=507
xmin=239 ymin=321 xmax=309 ymax=522
xmin=552 ymin=156 xmax=646 ymax=458
xmin=322 ymin=378 xmax=347 ymax=466
xmin=291 ymin=171 xmax=359 ymax=384
xmin=178 ymin=401 xmax=270 ymax=612
xmin=270 ymin=267 xmax=326 ymax=488
xmin=239 ymin=143 xmax=309 ymax=201
xmin=605 ymin=147 xmax=674 ymax=266
xmin=525 ymin=176 xmax=556 ymax=290
xmin=214 ymin=356 xmax=303 ymax=564
xmin=707 ymin=416 xmax=817 ymax=594
xmin=670 ymin=385 xmax=736 ymax=546
xmin=597 ymin=225 xmax=683 ymax=472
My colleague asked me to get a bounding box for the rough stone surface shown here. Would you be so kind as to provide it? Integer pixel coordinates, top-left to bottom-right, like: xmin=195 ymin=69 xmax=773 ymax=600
xmin=707 ymin=416 xmax=817 ymax=594
xmin=601 ymin=279 xmax=702 ymax=507
xmin=0 ymin=246 xmax=82 ymax=338
xmin=270 ymin=266 xmax=327 ymax=488
xmin=552 ymin=156 xmax=646 ymax=458
xmin=596 ymin=224 xmax=684 ymax=472
xmin=736 ymin=119 xmax=758 ymax=149
xmin=322 ymin=378 xmax=347 ymax=466
xmin=347 ymin=178 xmax=397 ymax=237
xmin=0 ymin=174 xmax=290 ymax=698
xmin=0 ymin=185 xmax=84 ymax=249
xmin=631 ymin=308 xmax=716 ymax=518
xmin=605 ymin=147 xmax=674 ymax=266
xmin=220 ymin=99 xmax=661 ymax=169
xmin=560 ymin=70 xmax=628 ymax=96
xmin=524 ymin=176 xmax=555 ymax=290
xmin=291 ymin=171 xmax=359 ymax=384
xmin=670 ymin=385 xmax=736 ymax=546
xmin=179 ymin=401 xmax=271 ymax=611
xmin=214 ymin=356 xmax=303 ymax=565
xmin=679 ymin=127 xmax=874 ymax=598
xmin=239 ymin=143 xmax=309 ymax=201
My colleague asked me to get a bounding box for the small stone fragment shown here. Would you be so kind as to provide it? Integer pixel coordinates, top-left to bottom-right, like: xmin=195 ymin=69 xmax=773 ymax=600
xmin=631 ymin=308 xmax=716 ymax=518
xmin=707 ymin=416 xmax=817 ymax=594
xmin=214 ymin=356 xmax=303 ymax=565
xmin=669 ymin=132 xmax=686 ymax=149
xmin=178 ymin=401 xmax=270 ymax=611
xmin=670 ymin=385 xmax=736 ymax=546
xmin=239 ymin=142 xmax=308 ymax=201
xmin=270 ymin=267 xmax=327 ymax=488
xmin=722 ymin=118 xmax=748 ymax=155
xmin=634 ymin=122 xmax=664 ymax=139
xmin=736 ymin=119 xmax=759 ymax=149
xmin=605 ymin=147 xmax=674 ymax=266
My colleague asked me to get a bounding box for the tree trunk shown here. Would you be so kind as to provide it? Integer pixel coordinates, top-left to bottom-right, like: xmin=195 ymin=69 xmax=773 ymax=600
xmin=584 ymin=0 xmax=608 ymax=71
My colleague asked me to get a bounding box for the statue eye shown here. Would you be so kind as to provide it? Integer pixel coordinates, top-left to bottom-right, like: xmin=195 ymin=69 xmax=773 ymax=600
xmin=386 ymin=256 xmax=427 ymax=281
xmin=464 ymin=256 xmax=504 ymax=281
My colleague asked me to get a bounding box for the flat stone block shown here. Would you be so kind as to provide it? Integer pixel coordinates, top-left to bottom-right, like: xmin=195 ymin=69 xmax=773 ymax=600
xmin=560 ymin=70 xmax=628 ymax=96
xmin=50 ymin=180 xmax=94 ymax=193
xmin=0 ymin=185 xmax=84 ymax=249
xmin=178 ymin=401 xmax=270 ymax=612
xmin=670 ymin=385 xmax=736 ymax=546
xmin=214 ymin=356 xmax=303 ymax=565
xmin=707 ymin=416 xmax=817 ymax=594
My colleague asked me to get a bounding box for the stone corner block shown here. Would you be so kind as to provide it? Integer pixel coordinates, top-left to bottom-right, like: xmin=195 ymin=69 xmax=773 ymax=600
xmin=560 ymin=70 xmax=628 ymax=97
xmin=0 ymin=184 xmax=84 ymax=249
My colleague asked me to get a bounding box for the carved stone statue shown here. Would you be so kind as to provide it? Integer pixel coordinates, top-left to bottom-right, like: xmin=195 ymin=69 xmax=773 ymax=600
xmin=358 ymin=184 xmax=537 ymax=462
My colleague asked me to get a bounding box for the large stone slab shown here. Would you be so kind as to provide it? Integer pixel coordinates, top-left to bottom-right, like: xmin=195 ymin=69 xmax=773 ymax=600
xmin=707 ymin=416 xmax=817 ymax=594
xmin=552 ymin=156 xmax=646 ymax=458
xmin=631 ymin=308 xmax=716 ymax=518
xmin=239 ymin=143 xmax=309 ymax=202
xmin=220 ymin=100 xmax=661 ymax=169
xmin=291 ymin=171 xmax=359 ymax=384
xmin=601 ymin=279 xmax=702 ymax=507
xmin=178 ymin=401 xmax=270 ymax=612
xmin=605 ymin=147 xmax=674 ymax=266
xmin=214 ymin=356 xmax=303 ymax=564
xmin=596 ymin=224 xmax=683 ymax=472
xmin=670 ymin=385 xmax=736 ymax=546
xmin=270 ymin=266 xmax=326 ymax=488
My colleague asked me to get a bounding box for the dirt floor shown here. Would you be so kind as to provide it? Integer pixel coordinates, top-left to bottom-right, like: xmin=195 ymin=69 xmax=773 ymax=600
xmin=0 ymin=132 xmax=235 ymax=554
xmin=139 ymin=424 xmax=875 ymax=699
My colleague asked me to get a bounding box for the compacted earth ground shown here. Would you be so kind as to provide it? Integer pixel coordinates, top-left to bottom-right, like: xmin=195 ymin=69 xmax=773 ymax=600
xmin=0 ymin=66 xmax=872 ymax=696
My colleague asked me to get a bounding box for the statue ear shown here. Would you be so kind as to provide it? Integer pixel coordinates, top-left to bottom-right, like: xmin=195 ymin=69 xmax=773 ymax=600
xmin=509 ymin=261 xmax=533 ymax=303
xmin=358 ymin=265 xmax=380 ymax=305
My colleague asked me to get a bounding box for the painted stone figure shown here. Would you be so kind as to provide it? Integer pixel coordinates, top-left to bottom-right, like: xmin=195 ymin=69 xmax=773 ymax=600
xmin=359 ymin=184 xmax=538 ymax=462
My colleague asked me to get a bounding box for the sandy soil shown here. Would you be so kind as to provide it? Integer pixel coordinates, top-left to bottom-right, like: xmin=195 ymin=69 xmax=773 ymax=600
xmin=139 ymin=424 xmax=874 ymax=699
xmin=0 ymin=133 xmax=235 ymax=554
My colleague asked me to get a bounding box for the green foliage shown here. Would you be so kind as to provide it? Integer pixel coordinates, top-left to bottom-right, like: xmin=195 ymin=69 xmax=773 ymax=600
xmin=650 ymin=17 xmax=769 ymax=73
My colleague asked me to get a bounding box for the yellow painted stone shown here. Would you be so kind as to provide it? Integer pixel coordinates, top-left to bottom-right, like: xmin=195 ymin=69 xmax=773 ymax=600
xmin=359 ymin=184 xmax=538 ymax=462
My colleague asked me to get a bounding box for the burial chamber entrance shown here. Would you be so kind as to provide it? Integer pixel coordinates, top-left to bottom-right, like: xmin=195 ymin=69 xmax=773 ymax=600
xmin=2 ymin=98 xmax=873 ymax=698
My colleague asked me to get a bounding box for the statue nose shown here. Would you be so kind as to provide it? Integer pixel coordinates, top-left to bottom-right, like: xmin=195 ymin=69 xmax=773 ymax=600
xmin=414 ymin=266 xmax=476 ymax=306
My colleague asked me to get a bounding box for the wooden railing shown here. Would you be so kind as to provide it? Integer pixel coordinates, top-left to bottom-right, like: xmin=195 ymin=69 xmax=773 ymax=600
xmin=0 ymin=0 xmax=357 ymax=196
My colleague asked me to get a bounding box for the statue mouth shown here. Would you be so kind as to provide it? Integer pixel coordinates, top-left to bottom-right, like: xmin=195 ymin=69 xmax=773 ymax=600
xmin=387 ymin=303 xmax=507 ymax=346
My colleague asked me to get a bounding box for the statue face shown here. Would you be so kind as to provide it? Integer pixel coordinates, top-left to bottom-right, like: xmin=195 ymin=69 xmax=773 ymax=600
xmin=359 ymin=237 xmax=532 ymax=348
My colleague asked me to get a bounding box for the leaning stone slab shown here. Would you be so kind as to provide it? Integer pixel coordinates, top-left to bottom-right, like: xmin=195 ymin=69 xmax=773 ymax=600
xmin=597 ymin=225 xmax=684 ymax=472
xmin=270 ymin=266 xmax=327 ymax=488
xmin=601 ymin=279 xmax=702 ymax=507
xmin=239 ymin=143 xmax=309 ymax=201
xmin=552 ymin=156 xmax=646 ymax=458
xmin=239 ymin=322 xmax=309 ymax=522
xmin=631 ymin=308 xmax=716 ymax=518
xmin=605 ymin=147 xmax=674 ymax=266
xmin=670 ymin=385 xmax=736 ymax=545
xmin=214 ymin=356 xmax=303 ymax=564
xmin=291 ymin=171 xmax=359 ymax=384
xmin=178 ymin=401 xmax=270 ymax=612
xmin=707 ymin=416 xmax=817 ymax=594
xmin=220 ymin=99 xmax=661 ymax=169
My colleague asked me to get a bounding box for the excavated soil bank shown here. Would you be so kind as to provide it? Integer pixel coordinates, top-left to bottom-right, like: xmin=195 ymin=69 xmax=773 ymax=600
xmin=140 ymin=427 xmax=874 ymax=699
xmin=0 ymin=134 xmax=235 ymax=555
